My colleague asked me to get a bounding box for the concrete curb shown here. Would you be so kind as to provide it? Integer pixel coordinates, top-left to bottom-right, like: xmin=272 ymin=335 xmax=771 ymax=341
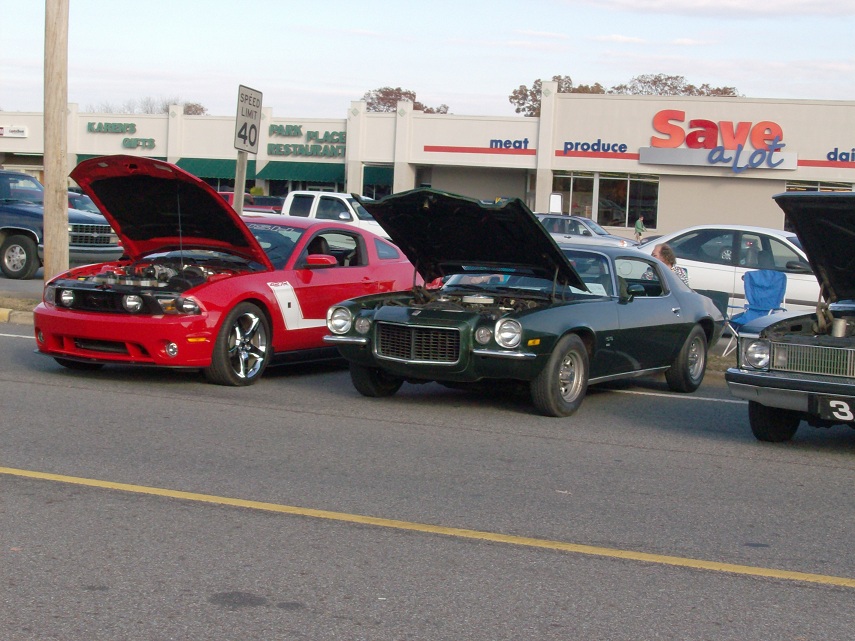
xmin=0 ymin=308 xmax=34 ymax=325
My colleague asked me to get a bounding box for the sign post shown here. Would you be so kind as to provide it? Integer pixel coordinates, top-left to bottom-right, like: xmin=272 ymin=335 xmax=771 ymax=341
xmin=233 ymin=85 xmax=263 ymax=215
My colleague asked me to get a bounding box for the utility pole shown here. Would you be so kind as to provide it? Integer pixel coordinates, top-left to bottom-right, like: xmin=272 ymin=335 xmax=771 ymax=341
xmin=43 ymin=0 xmax=70 ymax=281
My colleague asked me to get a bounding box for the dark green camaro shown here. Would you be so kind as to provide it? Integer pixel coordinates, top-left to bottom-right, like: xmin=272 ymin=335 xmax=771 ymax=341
xmin=325 ymin=189 xmax=724 ymax=417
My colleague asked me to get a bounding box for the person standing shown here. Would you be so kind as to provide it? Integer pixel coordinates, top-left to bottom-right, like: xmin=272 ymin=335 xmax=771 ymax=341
xmin=634 ymin=215 xmax=647 ymax=243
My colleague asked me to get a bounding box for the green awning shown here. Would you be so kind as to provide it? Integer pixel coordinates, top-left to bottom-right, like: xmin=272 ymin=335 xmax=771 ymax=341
xmin=175 ymin=158 xmax=256 ymax=180
xmin=364 ymin=166 xmax=393 ymax=185
xmin=256 ymin=161 xmax=344 ymax=182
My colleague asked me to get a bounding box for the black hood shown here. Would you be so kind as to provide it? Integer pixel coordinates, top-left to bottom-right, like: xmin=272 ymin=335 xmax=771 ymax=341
xmin=355 ymin=188 xmax=585 ymax=289
xmin=774 ymin=191 xmax=855 ymax=303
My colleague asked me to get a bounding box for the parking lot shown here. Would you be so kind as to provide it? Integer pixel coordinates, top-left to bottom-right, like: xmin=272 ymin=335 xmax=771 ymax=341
xmin=2 ymin=318 xmax=854 ymax=640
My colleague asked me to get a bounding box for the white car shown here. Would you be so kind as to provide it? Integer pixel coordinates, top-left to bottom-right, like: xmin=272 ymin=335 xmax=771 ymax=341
xmin=638 ymin=225 xmax=820 ymax=312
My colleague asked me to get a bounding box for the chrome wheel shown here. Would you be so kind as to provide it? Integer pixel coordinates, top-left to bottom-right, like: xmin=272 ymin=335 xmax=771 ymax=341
xmin=558 ymin=350 xmax=586 ymax=402
xmin=5 ymin=245 xmax=27 ymax=272
xmin=686 ymin=334 xmax=706 ymax=381
xmin=205 ymin=302 xmax=271 ymax=386
xmin=227 ymin=311 xmax=268 ymax=380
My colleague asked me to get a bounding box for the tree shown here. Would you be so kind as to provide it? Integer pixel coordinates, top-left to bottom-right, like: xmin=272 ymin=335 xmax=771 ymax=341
xmin=509 ymin=74 xmax=739 ymax=117
xmin=362 ymin=87 xmax=449 ymax=114
xmin=609 ymin=74 xmax=740 ymax=97
xmin=83 ymin=97 xmax=207 ymax=115
xmin=509 ymin=75 xmax=605 ymax=117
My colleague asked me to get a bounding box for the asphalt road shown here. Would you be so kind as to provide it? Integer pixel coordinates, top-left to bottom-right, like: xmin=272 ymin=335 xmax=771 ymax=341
xmin=2 ymin=324 xmax=855 ymax=640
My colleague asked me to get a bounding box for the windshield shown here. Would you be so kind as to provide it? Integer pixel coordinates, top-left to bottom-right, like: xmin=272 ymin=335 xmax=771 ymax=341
xmin=246 ymin=222 xmax=306 ymax=268
xmin=348 ymin=197 xmax=376 ymax=221
xmin=442 ymin=255 xmax=606 ymax=298
xmin=583 ymin=218 xmax=610 ymax=236
xmin=0 ymin=173 xmax=43 ymax=203
xmin=69 ymin=194 xmax=100 ymax=213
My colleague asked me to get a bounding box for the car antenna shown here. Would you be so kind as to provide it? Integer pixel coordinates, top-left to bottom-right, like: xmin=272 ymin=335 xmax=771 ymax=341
xmin=175 ymin=182 xmax=185 ymax=268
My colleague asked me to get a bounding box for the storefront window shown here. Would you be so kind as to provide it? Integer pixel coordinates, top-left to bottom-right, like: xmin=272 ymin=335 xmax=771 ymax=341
xmin=552 ymin=172 xmax=659 ymax=229
xmin=785 ymin=180 xmax=853 ymax=192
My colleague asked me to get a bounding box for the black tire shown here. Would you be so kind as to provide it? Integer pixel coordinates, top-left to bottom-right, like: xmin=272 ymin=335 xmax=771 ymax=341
xmin=54 ymin=357 xmax=104 ymax=371
xmin=1 ymin=234 xmax=40 ymax=280
xmin=204 ymin=302 xmax=270 ymax=386
xmin=665 ymin=324 xmax=707 ymax=393
xmin=748 ymin=401 xmax=800 ymax=442
xmin=349 ymin=363 xmax=403 ymax=397
xmin=530 ymin=334 xmax=589 ymax=417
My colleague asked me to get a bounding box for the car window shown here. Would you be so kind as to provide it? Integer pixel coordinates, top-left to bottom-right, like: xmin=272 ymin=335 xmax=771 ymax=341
xmin=616 ymin=257 xmax=665 ymax=297
xmin=747 ymin=234 xmax=806 ymax=271
xmin=348 ymin=197 xmax=377 ymax=221
xmin=288 ymin=194 xmax=314 ymax=217
xmin=375 ymin=238 xmax=401 ymax=260
xmin=562 ymin=249 xmax=613 ymax=296
xmin=670 ymin=229 xmax=736 ymax=266
xmin=317 ymin=196 xmax=351 ymax=220
xmin=305 ymin=231 xmax=360 ymax=266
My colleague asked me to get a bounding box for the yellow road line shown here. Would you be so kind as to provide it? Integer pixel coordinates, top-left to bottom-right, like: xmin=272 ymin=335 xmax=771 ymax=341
xmin=3 ymin=465 xmax=854 ymax=589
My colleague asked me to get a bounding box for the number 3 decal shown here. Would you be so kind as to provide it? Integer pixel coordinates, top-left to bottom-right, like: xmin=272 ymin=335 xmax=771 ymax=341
xmin=829 ymin=400 xmax=855 ymax=421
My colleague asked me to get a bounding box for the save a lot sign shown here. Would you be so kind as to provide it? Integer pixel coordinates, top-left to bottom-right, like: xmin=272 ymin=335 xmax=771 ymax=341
xmin=638 ymin=109 xmax=797 ymax=173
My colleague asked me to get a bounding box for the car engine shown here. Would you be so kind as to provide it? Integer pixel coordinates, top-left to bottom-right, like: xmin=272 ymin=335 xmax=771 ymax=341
xmin=392 ymin=287 xmax=548 ymax=319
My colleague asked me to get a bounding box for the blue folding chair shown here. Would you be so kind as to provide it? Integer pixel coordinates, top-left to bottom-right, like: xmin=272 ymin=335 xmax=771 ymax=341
xmin=722 ymin=270 xmax=787 ymax=356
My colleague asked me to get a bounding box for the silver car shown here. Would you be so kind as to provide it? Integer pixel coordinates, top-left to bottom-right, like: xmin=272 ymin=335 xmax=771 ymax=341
xmin=535 ymin=213 xmax=637 ymax=248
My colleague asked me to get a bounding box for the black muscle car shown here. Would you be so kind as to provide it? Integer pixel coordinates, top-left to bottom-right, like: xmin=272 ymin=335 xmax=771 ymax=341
xmin=325 ymin=188 xmax=724 ymax=417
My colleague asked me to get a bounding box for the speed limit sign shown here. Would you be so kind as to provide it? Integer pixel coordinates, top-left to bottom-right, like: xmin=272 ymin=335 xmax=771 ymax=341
xmin=234 ymin=85 xmax=263 ymax=153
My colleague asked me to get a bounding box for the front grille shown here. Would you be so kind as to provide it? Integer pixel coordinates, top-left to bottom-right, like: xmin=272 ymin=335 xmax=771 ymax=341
xmin=74 ymin=290 xmax=123 ymax=313
xmin=69 ymin=223 xmax=115 ymax=247
xmin=74 ymin=338 xmax=129 ymax=354
xmin=772 ymin=342 xmax=855 ymax=377
xmin=376 ymin=322 xmax=461 ymax=363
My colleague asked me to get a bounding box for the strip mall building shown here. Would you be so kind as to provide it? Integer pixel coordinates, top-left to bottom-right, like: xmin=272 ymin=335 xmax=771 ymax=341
xmin=2 ymin=81 xmax=853 ymax=239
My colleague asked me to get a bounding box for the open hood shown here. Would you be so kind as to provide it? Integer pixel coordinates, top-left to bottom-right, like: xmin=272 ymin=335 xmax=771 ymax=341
xmin=774 ymin=191 xmax=855 ymax=303
xmin=70 ymin=155 xmax=272 ymax=267
xmin=355 ymin=188 xmax=585 ymax=289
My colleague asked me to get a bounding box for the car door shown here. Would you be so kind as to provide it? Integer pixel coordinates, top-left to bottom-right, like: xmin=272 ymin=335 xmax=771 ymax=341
xmin=611 ymin=256 xmax=694 ymax=371
xmin=274 ymin=230 xmax=377 ymax=350
xmin=668 ymin=228 xmax=739 ymax=304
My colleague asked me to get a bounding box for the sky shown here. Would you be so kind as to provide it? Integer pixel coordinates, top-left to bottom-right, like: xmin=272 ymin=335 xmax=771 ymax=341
xmin=2 ymin=0 xmax=855 ymax=119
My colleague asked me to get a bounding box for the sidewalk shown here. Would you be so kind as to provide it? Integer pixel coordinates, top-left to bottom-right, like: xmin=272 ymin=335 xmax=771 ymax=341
xmin=0 ymin=296 xmax=38 ymax=326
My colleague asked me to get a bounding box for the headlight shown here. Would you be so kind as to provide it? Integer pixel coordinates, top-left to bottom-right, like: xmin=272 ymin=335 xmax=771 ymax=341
xmin=495 ymin=319 xmax=522 ymax=348
xmin=327 ymin=306 xmax=353 ymax=334
xmin=44 ymin=285 xmax=57 ymax=305
xmin=59 ymin=289 xmax=75 ymax=307
xmin=155 ymin=296 xmax=201 ymax=315
xmin=354 ymin=316 xmax=371 ymax=334
xmin=178 ymin=297 xmax=200 ymax=314
xmin=743 ymin=339 xmax=770 ymax=370
xmin=475 ymin=326 xmax=493 ymax=345
xmin=122 ymin=294 xmax=144 ymax=313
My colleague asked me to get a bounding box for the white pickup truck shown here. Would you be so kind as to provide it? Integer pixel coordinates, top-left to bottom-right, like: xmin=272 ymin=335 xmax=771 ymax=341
xmin=274 ymin=191 xmax=390 ymax=238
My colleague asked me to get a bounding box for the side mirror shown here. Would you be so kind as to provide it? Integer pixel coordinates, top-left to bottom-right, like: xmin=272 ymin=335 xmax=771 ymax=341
xmin=304 ymin=254 xmax=337 ymax=268
xmin=338 ymin=211 xmax=353 ymax=221
xmin=581 ymin=230 xmax=592 ymax=236
xmin=620 ymin=283 xmax=645 ymax=303
xmin=785 ymin=260 xmax=812 ymax=274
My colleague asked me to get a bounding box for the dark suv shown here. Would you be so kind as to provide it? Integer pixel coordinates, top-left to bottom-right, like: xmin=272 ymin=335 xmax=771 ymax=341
xmin=0 ymin=170 xmax=123 ymax=279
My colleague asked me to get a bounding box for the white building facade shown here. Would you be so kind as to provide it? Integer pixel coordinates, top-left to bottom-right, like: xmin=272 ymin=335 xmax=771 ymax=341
xmin=2 ymin=81 xmax=853 ymax=240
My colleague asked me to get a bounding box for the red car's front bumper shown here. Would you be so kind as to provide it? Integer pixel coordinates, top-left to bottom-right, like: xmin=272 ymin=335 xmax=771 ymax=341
xmin=33 ymin=302 xmax=217 ymax=367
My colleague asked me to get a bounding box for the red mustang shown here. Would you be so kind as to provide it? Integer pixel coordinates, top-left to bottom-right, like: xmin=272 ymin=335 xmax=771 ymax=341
xmin=33 ymin=155 xmax=416 ymax=385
